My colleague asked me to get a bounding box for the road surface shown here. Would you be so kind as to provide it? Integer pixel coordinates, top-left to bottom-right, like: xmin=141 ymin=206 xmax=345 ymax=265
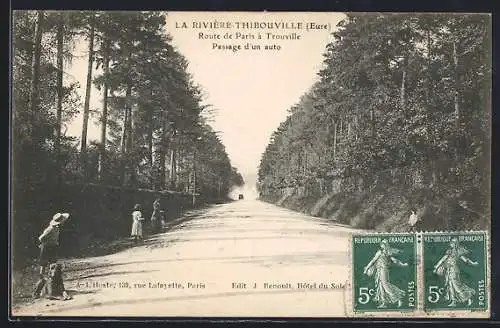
xmin=12 ymin=199 xmax=361 ymax=317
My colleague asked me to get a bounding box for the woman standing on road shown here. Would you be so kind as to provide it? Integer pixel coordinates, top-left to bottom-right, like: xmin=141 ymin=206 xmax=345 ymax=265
xmin=37 ymin=213 xmax=70 ymax=275
xmin=131 ymin=204 xmax=145 ymax=242
xmin=32 ymin=212 xmax=70 ymax=299
xmin=150 ymin=198 xmax=161 ymax=233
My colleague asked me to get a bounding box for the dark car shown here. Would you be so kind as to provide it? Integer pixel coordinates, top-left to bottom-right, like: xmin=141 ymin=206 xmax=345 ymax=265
xmin=238 ymin=194 xmax=244 ymax=200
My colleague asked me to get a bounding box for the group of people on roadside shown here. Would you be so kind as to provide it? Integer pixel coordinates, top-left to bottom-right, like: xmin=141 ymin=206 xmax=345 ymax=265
xmin=130 ymin=198 xmax=167 ymax=242
xmin=32 ymin=198 xmax=167 ymax=300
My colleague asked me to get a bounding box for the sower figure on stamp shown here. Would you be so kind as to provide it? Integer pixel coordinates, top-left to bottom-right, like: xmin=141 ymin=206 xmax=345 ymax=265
xmin=433 ymin=237 xmax=478 ymax=307
xmin=363 ymin=239 xmax=408 ymax=308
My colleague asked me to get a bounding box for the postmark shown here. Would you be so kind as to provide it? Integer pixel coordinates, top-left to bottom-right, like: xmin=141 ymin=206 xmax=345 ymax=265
xmin=351 ymin=233 xmax=417 ymax=312
xmin=422 ymin=231 xmax=488 ymax=312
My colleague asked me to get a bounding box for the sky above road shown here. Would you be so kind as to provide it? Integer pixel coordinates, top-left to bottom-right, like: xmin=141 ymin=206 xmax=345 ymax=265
xmin=65 ymin=11 xmax=346 ymax=188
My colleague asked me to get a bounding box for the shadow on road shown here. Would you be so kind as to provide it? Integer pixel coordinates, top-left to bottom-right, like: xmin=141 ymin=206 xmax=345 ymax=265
xmin=63 ymin=250 xmax=349 ymax=274
xmin=66 ymin=269 xmax=160 ymax=282
xmin=29 ymin=284 xmax=349 ymax=315
xmin=11 ymin=204 xmax=219 ymax=308
xmin=70 ymin=204 xmax=220 ymax=260
xmin=65 ymin=289 xmax=97 ymax=295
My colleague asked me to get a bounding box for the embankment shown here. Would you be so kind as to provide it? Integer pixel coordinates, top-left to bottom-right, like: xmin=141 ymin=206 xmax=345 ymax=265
xmin=261 ymin=187 xmax=489 ymax=232
xmin=11 ymin=182 xmax=226 ymax=269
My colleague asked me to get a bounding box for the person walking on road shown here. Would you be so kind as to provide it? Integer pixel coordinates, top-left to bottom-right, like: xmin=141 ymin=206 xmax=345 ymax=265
xmin=131 ymin=204 xmax=145 ymax=242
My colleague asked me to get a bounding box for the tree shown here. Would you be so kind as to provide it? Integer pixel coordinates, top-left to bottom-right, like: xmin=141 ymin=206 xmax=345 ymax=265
xmin=12 ymin=10 xmax=244 ymax=200
xmin=80 ymin=13 xmax=96 ymax=159
xmin=258 ymin=13 xmax=491 ymax=230
xmin=28 ymin=11 xmax=44 ymax=141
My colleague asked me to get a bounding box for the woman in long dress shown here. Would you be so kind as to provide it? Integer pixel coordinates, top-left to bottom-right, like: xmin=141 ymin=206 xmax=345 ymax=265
xmin=433 ymin=237 xmax=478 ymax=307
xmin=363 ymin=239 xmax=408 ymax=308
xmin=150 ymin=198 xmax=161 ymax=233
xmin=131 ymin=204 xmax=145 ymax=242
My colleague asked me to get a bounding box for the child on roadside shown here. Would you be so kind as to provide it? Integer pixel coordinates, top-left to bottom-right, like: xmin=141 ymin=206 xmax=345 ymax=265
xmin=131 ymin=204 xmax=145 ymax=242
xmin=160 ymin=210 xmax=167 ymax=227
xmin=33 ymin=263 xmax=72 ymax=300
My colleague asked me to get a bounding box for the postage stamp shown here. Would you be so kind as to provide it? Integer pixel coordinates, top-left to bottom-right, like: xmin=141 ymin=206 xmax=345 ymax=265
xmin=422 ymin=231 xmax=488 ymax=312
xmin=351 ymin=233 xmax=417 ymax=312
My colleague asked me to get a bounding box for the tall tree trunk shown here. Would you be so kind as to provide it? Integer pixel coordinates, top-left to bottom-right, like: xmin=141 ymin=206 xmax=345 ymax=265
xmin=192 ymin=149 xmax=196 ymax=206
xmin=125 ymin=86 xmax=133 ymax=151
xmin=120 ymin=43 xmax=132 ymax=154
xmin=128 ymin=87 xmax=136 ymax=185
xmin=354 ymin=115 xmax=359 ymax=141
xmin=169 ymin=148 xmax=177 ymax=189
xmin=426 ymin=28 xmax=433 ymax=102
xmin=453 ymin=40 xmax=460 ymax=131
xmin=400 ymin=57 xmax=407 ymax=109
xmin=120 ymin=107 xmax=128 ymax=153
xmin=159 ymin=146 xmax=166 ymax=189
xmin=147 ymin=90 xmax=154 ymax=168
xmin=55 ymin=14 xmax=64 ymax=184
xmin=120 ymin=88 xmax=132 ymax=186
xmin=370 ymin=107 xmax=375 ymax=137
xmin=339 ymin=118 xmax=343 ymax=140
xmin=451 ymin=38 xmax=462 ymax=165
xmin=158 ymin=108 xmax=167 ymax=189
xmin=98 ymin=38 xmax=110 ymax=181
xmin=29 ymin=10 xmax=44 ymax=137
xmin=147 ymin=103 xmax=154 ymax=189
xmin=80 ymin=18 xmax=95 ymax=158
xmin=333 ymin=122 xmax=337 ymax=160
xmin=169 ymin=130 xmax=177 ymax=189
xmin=427 ymin=28 xmax=437 ymax=186
xmin=303 ymin=148 xmax=307 ymax=177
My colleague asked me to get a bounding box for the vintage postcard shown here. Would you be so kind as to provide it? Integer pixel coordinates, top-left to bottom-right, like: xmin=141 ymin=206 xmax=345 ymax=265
xmin=10 ymin=11 xmax=491 ymax=318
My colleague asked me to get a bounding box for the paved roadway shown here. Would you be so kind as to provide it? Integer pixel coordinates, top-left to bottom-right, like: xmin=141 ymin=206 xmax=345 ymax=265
xmin=12 ymin=199 xmax=361 ymax=317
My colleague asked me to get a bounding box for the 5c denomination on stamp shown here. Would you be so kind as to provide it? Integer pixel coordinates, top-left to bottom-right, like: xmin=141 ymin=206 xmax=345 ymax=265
xmin=352 ymin=234 xmax=417 ymax=312
xmin=423 ymin=231 xmax=488 ymax=311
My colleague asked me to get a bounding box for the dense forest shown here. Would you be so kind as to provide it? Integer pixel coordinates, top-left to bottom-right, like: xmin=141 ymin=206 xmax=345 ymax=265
xmin=11 ymin=11 xmax=245 ymax=264
xmin=258 ymin=13 xmax=491 ymax=232
xmin=12 ymin=10 xmax=244 ymax=196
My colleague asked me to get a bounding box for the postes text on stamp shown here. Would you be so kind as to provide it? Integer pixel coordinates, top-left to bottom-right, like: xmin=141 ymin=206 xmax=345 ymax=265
xmin=352 ymin=234 xmax=417 ymax=312
xmin=423 ymin=231 xmax=487 ymax=311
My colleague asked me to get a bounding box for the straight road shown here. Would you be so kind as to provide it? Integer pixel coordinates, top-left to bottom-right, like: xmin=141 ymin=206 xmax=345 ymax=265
xmin=12 ymin=199 xmax=361 ymax=317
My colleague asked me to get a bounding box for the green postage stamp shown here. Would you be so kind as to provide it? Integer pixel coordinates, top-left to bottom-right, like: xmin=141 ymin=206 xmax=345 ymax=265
xmin=351 ymin=233 xmax=417 ymax=312
xmin=351 ymin=231 xmax=489 ymax=316
xmin=423 ymin=231 xmax=488 ymax=311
